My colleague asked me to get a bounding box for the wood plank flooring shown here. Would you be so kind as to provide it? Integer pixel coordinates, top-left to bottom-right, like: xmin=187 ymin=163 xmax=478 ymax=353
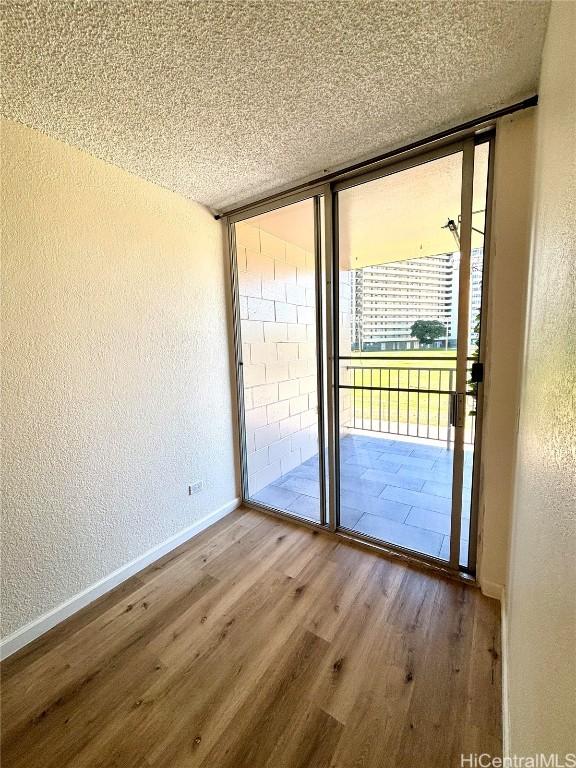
xmin=0 ymin=507 xmax=502 ymax=767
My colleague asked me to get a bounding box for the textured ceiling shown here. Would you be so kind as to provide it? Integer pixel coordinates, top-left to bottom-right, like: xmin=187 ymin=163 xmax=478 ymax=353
xmin=1 ymin=1 xmax=549 ymax=211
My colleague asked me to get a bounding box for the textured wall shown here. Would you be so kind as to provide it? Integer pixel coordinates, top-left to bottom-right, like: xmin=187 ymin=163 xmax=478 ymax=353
xmin=505 ymin=1 xmax=576 ymax=755
xmin=0 ymin=120 xmax=237 ymax=639
xmin=478 ymin=110 xmax=536 ymax=596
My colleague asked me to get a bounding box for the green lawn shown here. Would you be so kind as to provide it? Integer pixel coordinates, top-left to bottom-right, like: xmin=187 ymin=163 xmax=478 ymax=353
xmin=341 ymin=350 xmax=475 ymax=441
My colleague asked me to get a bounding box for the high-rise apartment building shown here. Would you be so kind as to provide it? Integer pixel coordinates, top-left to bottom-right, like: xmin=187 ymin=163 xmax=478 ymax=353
xmin=351 ymin=250 xmax=483 ymax=351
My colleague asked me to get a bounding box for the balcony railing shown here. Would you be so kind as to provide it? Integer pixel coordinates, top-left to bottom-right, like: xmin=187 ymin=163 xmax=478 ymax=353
xmin=339 ymin=357 xmax=476 ymax=447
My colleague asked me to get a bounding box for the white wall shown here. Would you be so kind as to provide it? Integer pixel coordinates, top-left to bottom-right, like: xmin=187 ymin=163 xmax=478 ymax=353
xmin=1 ymin=120 xmax=238 ymax=642
xmin=236 ymin=220 xmax=320 ymax=492
xmin=478 ymin=109 xmax=536 ymax=597
xmin=505 ymin=1 xmax=576 ymax=756
xmin=235 ymin=216 xmax=353 ymax=496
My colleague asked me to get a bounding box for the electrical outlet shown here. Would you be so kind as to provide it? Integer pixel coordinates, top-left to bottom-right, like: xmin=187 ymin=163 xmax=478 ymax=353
xmin=188 ymin=481 xmax=204 ymax=496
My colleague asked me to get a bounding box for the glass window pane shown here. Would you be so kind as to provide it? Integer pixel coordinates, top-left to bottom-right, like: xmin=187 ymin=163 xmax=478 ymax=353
xmin=235 ymin=199 xmax=321 ymax=522
xmin=461 ymin=141 xmax=490 ymax=566
xmin=337 ymin=151 xmax=465 ymax=560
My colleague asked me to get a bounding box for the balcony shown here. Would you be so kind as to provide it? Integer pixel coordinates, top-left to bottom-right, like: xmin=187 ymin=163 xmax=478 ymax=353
xmin=254 ymin=432 xmax=473 ymax=565
xmin=252 ymin=359 xmax=475 ymax=566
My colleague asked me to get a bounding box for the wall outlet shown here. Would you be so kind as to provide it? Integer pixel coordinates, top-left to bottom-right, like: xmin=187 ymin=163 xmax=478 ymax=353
xmin=188 ymin=481 xmax=204 ymax=496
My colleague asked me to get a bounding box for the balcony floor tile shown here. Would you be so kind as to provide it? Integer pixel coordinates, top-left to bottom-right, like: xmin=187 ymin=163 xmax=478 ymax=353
xmin=252 ymin=433 xmax=475 ymax=564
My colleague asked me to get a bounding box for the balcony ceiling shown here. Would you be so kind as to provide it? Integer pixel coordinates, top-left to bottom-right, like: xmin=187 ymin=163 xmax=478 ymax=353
xmin=1 ymin=1 xmax=549 ymax=212
xmin=239 ymin=147 xmax=488 ymax=268
xmin=338 ymin=146 xmax=489 ymax=268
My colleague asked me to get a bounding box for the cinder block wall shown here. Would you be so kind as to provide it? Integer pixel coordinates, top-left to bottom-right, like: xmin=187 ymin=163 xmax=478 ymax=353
xmin=236 ymin=222 xmax=320 ymax=493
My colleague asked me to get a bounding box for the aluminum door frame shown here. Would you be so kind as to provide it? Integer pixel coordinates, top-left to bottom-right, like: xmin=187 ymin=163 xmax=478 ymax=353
xmin=227 ymin=187 xmax=329 ymax=529
xmin=228 ymin=133 xmax=494 ymax=578
xmin=466 ymin=133 xmax=495 ymax=573
xmin=329 ymin=138 xmax=480 ymax=573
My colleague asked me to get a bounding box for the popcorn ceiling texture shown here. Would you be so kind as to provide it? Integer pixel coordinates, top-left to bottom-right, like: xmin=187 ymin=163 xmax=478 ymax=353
xmin=0 ymin=119 xmax=238 ymax=639
xmin=1 ymin=0 xmax=550 ymax=211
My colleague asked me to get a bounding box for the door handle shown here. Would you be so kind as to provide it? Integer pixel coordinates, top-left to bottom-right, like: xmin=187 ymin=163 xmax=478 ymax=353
xmin=450 ymin=392 xmax=466 ymax=428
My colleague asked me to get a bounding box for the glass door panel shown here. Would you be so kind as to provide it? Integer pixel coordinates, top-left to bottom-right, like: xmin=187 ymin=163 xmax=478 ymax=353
xmin=460 ymin=140 xmax=490 ymax=567
xmin=234 ymin=198 xmax=323 ymax=523
xmin=336 ymin=147 xmax=481 ymax=563
xmin=230 ymin=138 xmax=490 ymax=574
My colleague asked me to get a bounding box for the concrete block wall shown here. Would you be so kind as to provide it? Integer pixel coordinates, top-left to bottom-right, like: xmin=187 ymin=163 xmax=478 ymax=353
xmin=236 ymin=221 xmax=320 ymax=494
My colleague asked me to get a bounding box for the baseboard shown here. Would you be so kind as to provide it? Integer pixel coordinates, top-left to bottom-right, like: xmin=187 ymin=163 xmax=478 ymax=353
xmin=0 ymin=498 xmax=240 ymax=661
xmin=500 ymin=589 xmax=511 ymax=758
xmin=479 ymin=578 xmax=504 ymax=601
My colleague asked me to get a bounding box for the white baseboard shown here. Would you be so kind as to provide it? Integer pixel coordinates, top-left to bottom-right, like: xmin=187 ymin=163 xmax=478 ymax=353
xmin=0 ymin=498 xmax=240 ymax=661
xmin=500 ymin=589 xmax=511 ymax=758
xmin=479 ymin=578 xmax=504 ymax=601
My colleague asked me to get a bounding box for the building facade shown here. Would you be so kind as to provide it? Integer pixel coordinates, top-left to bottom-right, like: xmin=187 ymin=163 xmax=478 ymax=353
xmin=350 ymin=249 xmax=483 ymax=351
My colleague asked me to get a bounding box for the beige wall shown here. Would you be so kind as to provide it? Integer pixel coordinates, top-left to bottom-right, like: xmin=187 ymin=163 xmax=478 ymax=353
xmin=0 ymin=120 xmax=238 ymax=641
xmin=477 ymin=109 xmax=536 ymax=596
xmin=504 ymin=1 xmax=576 ymax=756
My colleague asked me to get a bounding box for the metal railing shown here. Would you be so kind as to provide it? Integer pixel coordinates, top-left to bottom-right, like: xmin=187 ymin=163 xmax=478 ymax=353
xmin=339 ymin=357 xmax=476 ymax=446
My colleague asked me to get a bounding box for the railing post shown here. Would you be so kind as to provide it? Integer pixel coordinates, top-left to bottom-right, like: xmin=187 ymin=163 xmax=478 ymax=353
xmin=447 ymin=369 xmax=453 ymax=451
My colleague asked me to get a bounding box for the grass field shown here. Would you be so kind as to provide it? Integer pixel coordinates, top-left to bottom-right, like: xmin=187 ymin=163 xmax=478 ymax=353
xmin=341 ymin=350 xmax=476 ymax=442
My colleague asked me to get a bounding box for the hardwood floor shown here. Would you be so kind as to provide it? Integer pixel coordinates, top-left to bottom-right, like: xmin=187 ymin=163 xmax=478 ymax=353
xmin=0 ymin=507 xmax=502 ymax=767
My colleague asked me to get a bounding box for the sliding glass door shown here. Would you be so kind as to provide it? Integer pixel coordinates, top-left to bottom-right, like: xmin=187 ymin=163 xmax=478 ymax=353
xmin=232 ymin=196 xmax=325 ymax=524
xmin=334 ymin=141 xmax=489 ymax=569
xmin=230 ymin=136 xmax=491 ymax=574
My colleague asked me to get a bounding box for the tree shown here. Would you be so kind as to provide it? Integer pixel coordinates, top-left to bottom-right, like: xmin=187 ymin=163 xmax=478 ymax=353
xmin=410 ymin=319 xmax=446 ymax=347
